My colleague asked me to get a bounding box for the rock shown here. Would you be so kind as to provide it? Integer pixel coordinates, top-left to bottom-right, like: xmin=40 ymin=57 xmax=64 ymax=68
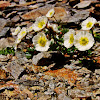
xmin=49 ymin=7 xmax=69 ymax=23
xmin=44 ymin=68 xmax=77 ymax=85
xmin=0 ymin=37 xmax=15 ymax=50
xmin=0 ymin=1 xmax=10 ymax=8
xmin=65 ymin=10 xmax=89 ymax=24
xmin=69 ymin=0 xmax=80 ymax=7
xmin=32 ymin=51 xmax=66 ymax=67
xmin=68 ymin=89 xmax=92 ymax=98
xmin=46 ymin=0 xmax=56 ymax=4
xmin=0 ymin=27 xmax=9 ymax=37
xmin=28 ymin=3 xmax=44 ymax=10
xmin=44 ymin=88 xmax=54 ymax=95
xmin=5 ymin=60 xmax=24 ymax=79
xmin=0 ymin=55 xmax=9 ymax=62
xmin=92 ymin=10 xmax=100 ymax=21
xmin=0 ymin=69 xmax=8 ymax=79
xmin=37 ymin=0 xmax=47 ymax=2
xmin=19 ymin=0 xmax=26 ymax=4
xmin=5 ymin=11 xmax=17 ymax=18
xmin=38 ymin=95 xmax=51 ymax=100
xmin=0 ymin=18 xmax=8 ymax=32
xmin=14 ymin=0 xmax=19 ymax=3
xmin=32 ymin=52 xmax=52 ymax=65
xmin=77 ymin=67 xmax=91 ymax=75
xmin=21 ymin=5 xmax=54 ymax=20
xmin=74 ymin=1 xmax=92 ymax=8
xmin=49 ymin=80 xmax=55 ymax=90
xmin=54 ymin=87 xmax=65 ymax=94
xmin=58 ymin=94 xmax=72 ymax=100
xmin=95 ymin=69 xmax=100 ymax=75
xmin=21 ymin=5 xmax=69 ymax=23
xmin=11 ymin=15 xmax=20 ymax=22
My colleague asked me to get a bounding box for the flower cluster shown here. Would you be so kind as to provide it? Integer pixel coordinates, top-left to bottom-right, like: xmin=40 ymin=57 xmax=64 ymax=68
xmin=12 ymin=8 xmax=98 ymax=53
xmin=12 ymin=27 xmax=27 ymax=50
xmin=63 ymin=29 xmax=95 ymax=51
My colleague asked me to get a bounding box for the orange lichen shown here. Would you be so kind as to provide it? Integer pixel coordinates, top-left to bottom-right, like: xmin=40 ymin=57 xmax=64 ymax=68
xmin=54 ymin=87 xmax=65 ymax=94
xmin=44 ymin=68 xmax=77 ymax=85
xmin=0 ymin=69 xmax=7 ymax=79
xmin=94 ymin=56 xmax=100 ymax=64
xmin=0 ymin=1 xmax=10 ymax=8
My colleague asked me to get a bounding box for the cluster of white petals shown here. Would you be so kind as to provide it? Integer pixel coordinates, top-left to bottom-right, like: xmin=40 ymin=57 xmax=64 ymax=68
xmin=74 ymin=31 xmax=94 ymax=51
xmin=12 ymin=26 xmax=21 ymax=36
xmin=32 ymin=32 xmax=50 ymax=51
xmin=14 ymin=27 xmax=27 ymax=50
xmin=63 ymin=30 xmax=94 ymax=51
xmin=63 ymin=29 xmax=75 ymax=48
xmin=47 ymin=22 xmax=60 ymax=33
xmin=46 ymin=8 xmax=55 ymax=18
xmin=12 ymin=10 xmax=96 ymax=52
xmin=33 ymin=16 xmax=48 ymax=32
xmin=81 ymin=17 xmax=97 ymax=30
xmin=27 ymin=24 xmax=34 ymax=32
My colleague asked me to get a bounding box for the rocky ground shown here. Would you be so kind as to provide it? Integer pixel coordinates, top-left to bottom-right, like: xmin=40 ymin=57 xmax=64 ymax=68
xmin=0 ymin=0 xmax=100 ymax=100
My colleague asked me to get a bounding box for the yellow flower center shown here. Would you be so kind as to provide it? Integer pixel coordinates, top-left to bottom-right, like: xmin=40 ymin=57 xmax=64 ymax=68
xmin=38 ymin=36 xmax=47 ymax=47
xmin=79 ymin=37 xmax=89 ymax=46
xmin=15 ymin=29 xmax=19 ymax=33
xmin=49 ymin=11 xmax=53 ymax=16
xmin=20 ymin=31 xmax=26 ymax=36
xmin=29 ymin=26 xmax=33 ymax=29
xmin=38 ymin=20 xmax=45 ymax=28
xmin=86 ymin=22 xmax=93 ymax=28
xmin=69 ymin=34 xmax=74 ymax=44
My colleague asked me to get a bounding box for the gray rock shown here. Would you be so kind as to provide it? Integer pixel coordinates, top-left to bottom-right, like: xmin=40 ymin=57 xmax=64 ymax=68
xmin=32 ymin=51 xmax=65 ymax=66
xmin=0 ymin=55 xmax=9 ymax=62
xmin=74 ymin=1 xmax=92 ymax=8
xmin=0 ymin=37 xmax=15 ymax=50
xmin=0 ymin=18 xmax=7 ymax=32
xmin=0 ymin=27 xmax=9 ymax=37
xmin=32 ymin=52 xmax=52 ymax=65
xmin=69 ymin=0 xmax=80 ymax=7
xmin=58 ymin=94 xmax=72 ymax=100
xmin=5 ymin=60 xmax=25 ymax=79
xmin=63 ymin=10 xmax=89 ymax=24
xmin=68 ymin=89 xmax=92 ymax=98
xmin=95 ymin=69 xmax=100 ymax=75
xmin=11 ymin=15 xmax=20 ymax=22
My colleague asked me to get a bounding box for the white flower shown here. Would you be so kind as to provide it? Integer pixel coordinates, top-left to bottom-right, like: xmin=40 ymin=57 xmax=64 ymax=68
xmin=64 ymin=29 xmax=75 ymax=48
xmin=74 ymin=31 xmax=94 ymax=51
xmin=16 ymin=38 xmax=22 ymax=44
xmin=12 ymin=26 xmax=21 ymax=36
xmin=33 ymin=16 xmax=48 ymax=32
xmin=17 ymin=27 xmax=27 ymax=39
xmin=14 ymin=27 xmax=27 ymax=50
xmin=32 ymin=32 xmax=50 ymax=51
xmin=47 ymin=22 xmax=60 ymax=33
xmin=14 ymin=38 xmax=22 ymax=50
xmin=27 ymin=24 xmax=34 ymax=32
xmin=81 ymin=17 xmax=97 ymax=30
xmin=46 ymin=8 xmax=55 ymax=17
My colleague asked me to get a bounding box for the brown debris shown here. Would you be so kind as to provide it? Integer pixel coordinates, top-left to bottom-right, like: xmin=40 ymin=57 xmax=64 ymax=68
xmin=0 ymin=69 xmax=8 ymax=79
